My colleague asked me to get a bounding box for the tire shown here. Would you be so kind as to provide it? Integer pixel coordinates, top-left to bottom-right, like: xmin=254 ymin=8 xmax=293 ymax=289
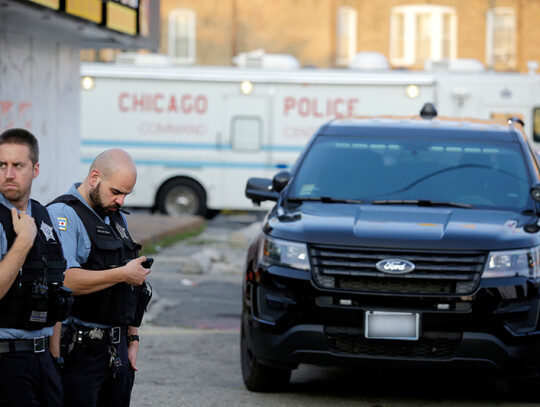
xmin=240 ymin=325 xmax=291 ymax=392
xmin=156 ymin=178 xmax=208 ymax=217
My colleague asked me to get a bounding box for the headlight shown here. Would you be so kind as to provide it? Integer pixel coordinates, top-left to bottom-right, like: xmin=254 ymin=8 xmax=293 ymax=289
xmin=482 ymin=247 xmax=540 ymax=278
xmin=258 ymin=235 xmax=310 ymax=271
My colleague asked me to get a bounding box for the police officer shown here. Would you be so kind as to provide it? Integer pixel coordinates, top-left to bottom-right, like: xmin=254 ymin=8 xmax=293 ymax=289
xmin=48 ymin=149 xmax=151 ymax=407
xmin=0 ymin=128 xmax=70 ymax=406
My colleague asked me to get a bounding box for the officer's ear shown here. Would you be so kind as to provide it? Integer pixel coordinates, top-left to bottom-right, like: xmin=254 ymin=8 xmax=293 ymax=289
xmin=32 ymin=162 xmax=39 ymax=179
xmin=88 ymin=168 xmax=101 ymax=187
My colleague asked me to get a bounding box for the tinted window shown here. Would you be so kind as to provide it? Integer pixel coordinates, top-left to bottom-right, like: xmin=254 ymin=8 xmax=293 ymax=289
xmin=290 ymin=136 xmax=530 ymax=210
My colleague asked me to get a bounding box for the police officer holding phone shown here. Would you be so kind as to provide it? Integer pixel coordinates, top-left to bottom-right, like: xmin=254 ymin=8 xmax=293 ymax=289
xmin=48 ymin=149 xmax=152 ymax=407
xmin=0 ymin=128 xmax=71 ymax=406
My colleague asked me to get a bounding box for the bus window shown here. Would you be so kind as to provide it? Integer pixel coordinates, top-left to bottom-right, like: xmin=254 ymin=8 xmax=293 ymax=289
xmin=231 ymin=116 xmax=262 ymax=151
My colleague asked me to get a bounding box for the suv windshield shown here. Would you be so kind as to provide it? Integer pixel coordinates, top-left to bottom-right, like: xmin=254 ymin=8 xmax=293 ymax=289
xmin=289 ymin=135 xmax=531 ymax=211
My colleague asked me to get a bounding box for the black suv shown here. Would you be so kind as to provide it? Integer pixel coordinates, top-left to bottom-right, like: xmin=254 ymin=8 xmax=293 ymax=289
xmin=240 ymin=105 xmax=540 ymax=397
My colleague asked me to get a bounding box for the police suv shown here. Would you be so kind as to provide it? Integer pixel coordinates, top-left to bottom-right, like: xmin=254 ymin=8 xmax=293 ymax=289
xmin=241 ymin=104 xmax=540 ymax=398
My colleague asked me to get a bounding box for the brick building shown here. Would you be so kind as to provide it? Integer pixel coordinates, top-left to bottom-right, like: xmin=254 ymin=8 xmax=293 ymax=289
xmin=157 ymin=0 xmax=540 ymax=72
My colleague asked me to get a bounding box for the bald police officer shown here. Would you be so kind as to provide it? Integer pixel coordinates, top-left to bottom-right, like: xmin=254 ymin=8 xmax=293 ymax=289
xmin=0 ymin=128 xmax=71 ymax=406
xmin=48 ymin=149 xmax=151 ymax=407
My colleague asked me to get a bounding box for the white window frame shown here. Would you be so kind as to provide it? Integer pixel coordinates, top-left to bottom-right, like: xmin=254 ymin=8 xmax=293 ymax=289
xmin=390 ymin=5 xmax=457 ymax=67
xmin=335 ymin=6 xmax=357 ymax=67
xmin=231 ymin=115 xmax=262 ymax=151
xmin=168 ymin=8 xmax=196 ymax=65
xmin=485 ymin=7 xmax=516 ymax=69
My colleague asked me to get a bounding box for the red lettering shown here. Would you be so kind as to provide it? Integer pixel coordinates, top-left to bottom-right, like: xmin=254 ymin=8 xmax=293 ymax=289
xmin=118 ymin=93 xmax=208 ymax=115
xmin=154 ymin=93 xmax=164 ymax=113
xmin=132 ymin=94 xmax=145 ymax=112
xmin=333 ymin=98 xmax=345 ymax=118
xmin=0 ymin=101 xmax=14 ymax=132
xmin=181 ymin=94 xmax=193 ymax=113
xmin=284 ymin=97 xmax=296 ymax=116
xmin=18 ymin=103 xmax=31 ymax=129
xmin=313 ymin=98 xmax=323 ymax=118
xmin=347 ymin=98 xmax=358 ymax=116
xmin=168 ymin=95 xmax=178 ymax=112
xmin=118 ymin=93 xmax=129 ymax=112
xmin=298 ymin=97 xmax=310 ymax=117
xmin=194 ymin=95 xmax=208 ymax=114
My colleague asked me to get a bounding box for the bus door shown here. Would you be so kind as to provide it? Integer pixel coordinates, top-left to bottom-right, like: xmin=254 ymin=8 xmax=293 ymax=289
xmin=219 ymin=94 xmax=271 ymax=209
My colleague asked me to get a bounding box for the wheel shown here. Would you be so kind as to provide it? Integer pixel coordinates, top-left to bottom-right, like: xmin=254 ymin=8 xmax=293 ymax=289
xmin=156 ymin=178 xmax=208 ymax=217
xmin=240 ymin=325 xmax=291 ymax=392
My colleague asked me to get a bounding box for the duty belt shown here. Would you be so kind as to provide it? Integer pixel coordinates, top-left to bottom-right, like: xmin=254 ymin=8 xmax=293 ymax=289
xmin=0 ymin=336 xmax=49 ymax=354
xmin=74 ymin=326 xmax=124 ymax=345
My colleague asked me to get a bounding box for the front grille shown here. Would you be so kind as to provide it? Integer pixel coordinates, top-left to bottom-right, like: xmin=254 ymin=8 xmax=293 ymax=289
xmin=325 ymin=327 xmax=461 ymax=359
xmin=310 ymin=245 xmax=486 ymax=295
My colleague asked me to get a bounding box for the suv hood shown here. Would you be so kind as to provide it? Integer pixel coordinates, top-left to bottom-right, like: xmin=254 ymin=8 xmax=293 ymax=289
xmin=267 ymin=203 xmax=539 ymax=251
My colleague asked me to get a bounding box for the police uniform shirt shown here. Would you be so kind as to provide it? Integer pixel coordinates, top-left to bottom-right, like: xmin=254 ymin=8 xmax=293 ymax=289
xmin=0 ymin=194 xmax=69 ymax=339
xmin=47 ymin=183 xmax=130 ymax=329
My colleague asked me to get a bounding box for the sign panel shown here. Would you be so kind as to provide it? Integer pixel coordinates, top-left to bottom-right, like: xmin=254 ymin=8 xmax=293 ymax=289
xmin=106 ymin=2 xmax=137 ymax=35
xmin=27 ymin=0 xmax=60 ymax=9
xmin=66 ymin=0 xmax=103 ymax=24
xmin=111 ymin=0 xmax=138 ymax=7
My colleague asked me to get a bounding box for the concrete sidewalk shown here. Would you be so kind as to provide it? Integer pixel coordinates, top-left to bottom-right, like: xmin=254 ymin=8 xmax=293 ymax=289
xmin=125 ymin=212 xmax=205 ymax=250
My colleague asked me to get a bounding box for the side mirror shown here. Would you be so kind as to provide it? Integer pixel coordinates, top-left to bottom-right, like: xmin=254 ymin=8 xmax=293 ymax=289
xmin=531 ymin=184 xmax=540 ymax=202
xmin=245 ymin=178 xmax=279 ymax=205
xmin=272 ymin=171 xmax=291 ymax=193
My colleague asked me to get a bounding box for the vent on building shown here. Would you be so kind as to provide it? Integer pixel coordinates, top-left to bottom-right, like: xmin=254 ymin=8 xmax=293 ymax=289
xmin=232 ymin=49 xmax=300 ymax=69
xmin=115 ymin=52 xmax=173 ymax=66
xmin=424 ymin=58 xmax=485 ymax=72
xmin=348 ymin=52 xmax=390 ymax=70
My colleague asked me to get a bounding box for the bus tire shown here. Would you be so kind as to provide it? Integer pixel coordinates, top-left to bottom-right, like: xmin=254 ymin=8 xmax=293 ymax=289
xmin=156 ymin=178 xmax=208 ymax=217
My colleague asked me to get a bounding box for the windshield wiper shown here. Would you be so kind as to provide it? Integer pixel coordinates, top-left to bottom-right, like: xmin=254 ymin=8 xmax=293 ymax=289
xmin=371 ymin=199 xmax=473 ymax=208
xmin=287 ymin=196 xmax=364 ymax=204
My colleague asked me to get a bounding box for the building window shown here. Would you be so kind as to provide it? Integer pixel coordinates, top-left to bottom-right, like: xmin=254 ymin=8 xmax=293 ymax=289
xmin=231 ymin=116 xmax=261 ymax=151
xmin=168 ymin=9 xmax=196 ymax=64
xmin=486 ymin=8 xmax=516 ymax=70
xmin=390 ymin=5 xmax=456 ymax=68
xmin=533 ymin=107 xmax=540 ymax=142
xmin=336 ymin=6 xmax=357 ymax=67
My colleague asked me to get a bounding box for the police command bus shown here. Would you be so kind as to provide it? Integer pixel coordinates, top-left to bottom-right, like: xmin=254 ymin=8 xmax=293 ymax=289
xmin=80 ymin=54 xmax=540 ymax=217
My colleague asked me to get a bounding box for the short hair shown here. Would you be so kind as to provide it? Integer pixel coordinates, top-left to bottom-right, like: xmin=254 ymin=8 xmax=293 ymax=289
xmin=0 ymin=128 xmax=39 ymax=165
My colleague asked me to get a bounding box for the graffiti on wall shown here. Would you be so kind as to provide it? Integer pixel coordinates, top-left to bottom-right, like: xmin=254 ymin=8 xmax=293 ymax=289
xmin=0 ymin=101 xmax=32 ymax=132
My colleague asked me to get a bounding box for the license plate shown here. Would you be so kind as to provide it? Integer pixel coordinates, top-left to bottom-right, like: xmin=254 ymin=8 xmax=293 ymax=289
xmin=365 ymin=311 xmax=419 ymax=340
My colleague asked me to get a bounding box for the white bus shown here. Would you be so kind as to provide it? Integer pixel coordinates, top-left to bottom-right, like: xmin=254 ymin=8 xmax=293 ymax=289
xmin=80 ymin=58 xmax=540 ymax=217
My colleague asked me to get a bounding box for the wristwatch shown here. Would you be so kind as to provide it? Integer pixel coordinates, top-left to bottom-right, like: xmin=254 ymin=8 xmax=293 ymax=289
xmin=127 ymin=334 xmax=140 ymax=343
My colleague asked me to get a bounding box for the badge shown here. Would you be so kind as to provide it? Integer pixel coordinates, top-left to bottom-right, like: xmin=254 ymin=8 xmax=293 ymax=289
xmin=116 ymin=223 xmax=128 ymax=240
xmin=40 ymin=221 xmax=55 ymax=242
xmin=57 ymin=217 xmax=67 ymax=231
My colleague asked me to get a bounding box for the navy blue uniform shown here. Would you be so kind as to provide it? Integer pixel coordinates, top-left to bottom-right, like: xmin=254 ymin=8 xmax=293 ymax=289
xmin=48 ymin=184 xmax=143 ymax=407
xmin=0 ymin=196 xmax=66 ymax=407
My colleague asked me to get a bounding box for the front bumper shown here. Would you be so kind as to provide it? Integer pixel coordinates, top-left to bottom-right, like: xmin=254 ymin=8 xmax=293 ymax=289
xmin=243 ymin=265 xmax=540 ymax=379
xmin=244 ymin=315 xmax=540 ymax=378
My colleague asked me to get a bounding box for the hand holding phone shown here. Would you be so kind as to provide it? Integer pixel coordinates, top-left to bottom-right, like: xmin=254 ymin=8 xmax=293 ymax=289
xmin=141 ymin=257 xmax=154 ymax=269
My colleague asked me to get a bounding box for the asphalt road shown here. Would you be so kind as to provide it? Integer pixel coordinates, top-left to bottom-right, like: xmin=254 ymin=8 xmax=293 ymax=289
xmin=129 ymin=214 xmax=531 ymax=407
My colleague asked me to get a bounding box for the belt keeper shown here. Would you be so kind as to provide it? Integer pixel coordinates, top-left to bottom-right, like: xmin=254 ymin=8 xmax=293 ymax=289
xmin=110 ymin=327 xmax=121 ymax=344
xmin=75 ymin=330 xmax=84 ymax=344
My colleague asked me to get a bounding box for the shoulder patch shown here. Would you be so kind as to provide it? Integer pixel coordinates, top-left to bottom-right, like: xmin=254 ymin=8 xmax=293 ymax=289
xmin=57 ymin=217 xmax=67 ymax=231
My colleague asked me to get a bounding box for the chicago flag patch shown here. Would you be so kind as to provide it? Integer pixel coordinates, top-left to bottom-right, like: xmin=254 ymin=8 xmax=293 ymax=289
xmin=57 ymin=217 xmax=67 ymax=231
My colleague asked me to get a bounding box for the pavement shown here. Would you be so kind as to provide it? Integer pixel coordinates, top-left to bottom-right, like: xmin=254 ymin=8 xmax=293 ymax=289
xmin=124 ymin=212 xmax=206 ymax=251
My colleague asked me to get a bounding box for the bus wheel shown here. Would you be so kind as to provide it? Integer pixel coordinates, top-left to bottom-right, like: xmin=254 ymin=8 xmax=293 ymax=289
xmin=156 ymin=178 xmax=208 ymax=217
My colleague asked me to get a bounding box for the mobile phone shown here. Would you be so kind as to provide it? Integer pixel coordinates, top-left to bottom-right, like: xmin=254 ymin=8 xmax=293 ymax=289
xmin=141 ymin=257 xmax=154 ymax=269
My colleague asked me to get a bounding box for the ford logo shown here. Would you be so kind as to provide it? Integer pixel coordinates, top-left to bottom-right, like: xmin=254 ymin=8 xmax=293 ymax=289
xmin=376 ymin=259 xmax=415 ymax=274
